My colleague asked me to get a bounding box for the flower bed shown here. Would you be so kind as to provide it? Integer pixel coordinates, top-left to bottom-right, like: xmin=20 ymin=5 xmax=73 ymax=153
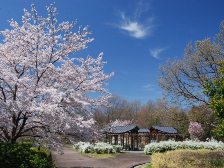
xmin=73 ymin=142 xmax=122 ymax=154
xmin=144 ymin=139 xmax=224 ymax=155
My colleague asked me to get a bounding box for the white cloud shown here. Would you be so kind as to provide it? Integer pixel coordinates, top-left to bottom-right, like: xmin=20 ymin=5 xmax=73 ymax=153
xmin=119 ymin=14 xmax=153 ymax=39
xmin=114 ymin=1 xmax=154 ymax=39
xmin=150 ymin=47 xmax=167 ymax=59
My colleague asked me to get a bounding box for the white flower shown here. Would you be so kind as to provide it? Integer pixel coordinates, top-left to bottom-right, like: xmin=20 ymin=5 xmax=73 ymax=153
xmin=144 ymin=139 xmax=224 ymax=155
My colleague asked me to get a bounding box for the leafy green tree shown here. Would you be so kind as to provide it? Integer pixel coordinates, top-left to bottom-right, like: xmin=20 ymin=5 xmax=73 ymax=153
xmin=205 ymin=63 xmax=224 ymax=140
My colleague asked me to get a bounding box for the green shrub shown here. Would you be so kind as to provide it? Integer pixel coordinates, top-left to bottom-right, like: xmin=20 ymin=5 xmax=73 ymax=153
xmin=0 ymin=143 xmax=54 ymax=168
xmin=151 ymin=149 xmax=224 ymax=168
xmin=30 ymin=146 xmax=51 ymax=157
xmin=29 ymin=154 xmax=53 ymax=168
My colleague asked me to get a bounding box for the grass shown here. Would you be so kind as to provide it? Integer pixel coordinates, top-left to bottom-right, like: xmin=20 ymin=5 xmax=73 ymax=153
xmin=151 ymin=149 xmax=224 ymax=168
xmin=83 ymin=152 xmax=117 ymax=159
xmin=136 ymin=163 xmax=152 ymax=168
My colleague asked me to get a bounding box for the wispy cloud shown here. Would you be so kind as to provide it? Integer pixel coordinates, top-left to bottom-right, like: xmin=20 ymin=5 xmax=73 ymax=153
xmin=149 ymin=47 xmax=167 ymax=59
xmin=143 ymin=84 xmax=154 ymax=91
xmin=119 ymin=13 xmax=153 ymax=39
xmin=114 ymin=1 xmax=154 ymax=39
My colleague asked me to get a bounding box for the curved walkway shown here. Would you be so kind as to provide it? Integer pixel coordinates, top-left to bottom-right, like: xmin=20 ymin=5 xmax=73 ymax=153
xmin=52 ymin=147 xmax=149 ymax=168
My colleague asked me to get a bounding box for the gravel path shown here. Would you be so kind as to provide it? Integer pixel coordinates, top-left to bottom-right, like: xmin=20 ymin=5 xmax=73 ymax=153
xmin=52 ymin=147 xmax=149 ymax=168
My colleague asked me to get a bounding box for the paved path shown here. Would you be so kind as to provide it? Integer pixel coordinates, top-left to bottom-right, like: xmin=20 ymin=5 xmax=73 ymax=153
xmin=52 ymin=147 xmax=149 ymax=168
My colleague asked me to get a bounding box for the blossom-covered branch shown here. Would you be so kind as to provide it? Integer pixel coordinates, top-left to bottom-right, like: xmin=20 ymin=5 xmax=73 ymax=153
xmin=0 ymin=4 xmax=113 ymax=152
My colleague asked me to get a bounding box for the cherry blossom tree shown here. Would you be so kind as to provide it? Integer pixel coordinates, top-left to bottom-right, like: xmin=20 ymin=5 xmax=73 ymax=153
xmin=103 ymin=119 xmax=132 ymax=135
xmin=0 ymin=4 xmax=113 ymax=151
xmin=188 ymin=121 xmax=204 ymax=140
xmin=109 ymin=119 xmax=132 ymax=127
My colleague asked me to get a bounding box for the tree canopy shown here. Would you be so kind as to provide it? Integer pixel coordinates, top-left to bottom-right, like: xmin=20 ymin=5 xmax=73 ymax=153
xmin=159 ymin=21 xmax=224 ymax=106
xmin=0 ymin=4 xmax=112 ymax=151
xmin=205 ymin=62 xmax=224 ymax=139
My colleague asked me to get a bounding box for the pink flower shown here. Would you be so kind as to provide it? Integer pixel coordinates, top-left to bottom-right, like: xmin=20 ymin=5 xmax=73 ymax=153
xmin=188 ymin=121 xmax=204 ymax=140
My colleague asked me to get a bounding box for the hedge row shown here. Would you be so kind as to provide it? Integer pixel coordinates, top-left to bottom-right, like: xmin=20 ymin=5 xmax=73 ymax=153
xmin=0 ymin=143 xmax=54 ymax=168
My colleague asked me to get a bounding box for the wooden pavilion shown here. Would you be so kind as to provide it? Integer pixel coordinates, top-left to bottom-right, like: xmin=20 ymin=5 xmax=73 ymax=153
xmin=150 ymin=126 xmax=179 ymax=142
xmin=103 ymin=125 xmax=179 ymax=150
xmin=104 ymin=125 xmax=140 ymax=150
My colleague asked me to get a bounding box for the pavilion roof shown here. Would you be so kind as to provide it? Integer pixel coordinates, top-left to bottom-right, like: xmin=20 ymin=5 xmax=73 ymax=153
xmin=103 ymin=124 xmax=139 ymax=134
xmin=138 ymin=128 xmax=150 ymax=133
xmin=151 ymin=126 xmax=178 ymax=134
xmin=103 ymin=125 xmax=178 ymax=134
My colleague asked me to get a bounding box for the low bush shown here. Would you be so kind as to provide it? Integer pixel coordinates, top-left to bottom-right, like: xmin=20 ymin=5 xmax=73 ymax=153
xmin=151 ymin=149 xmax=224 ymax=168
xmin=144 ymin=139 xmax=224 ymax=155
xmin=73 ymin=142 xmax=94 ymax=153
xmin=112 ymin=145 xmax=122 ymax=153
xmin=73 ymin=142 xmax=122 ymax=154
xmin=93 ymin=142 xmax=114 ymax=154
xmin=0 ymin=143 xmax=54 ymax=168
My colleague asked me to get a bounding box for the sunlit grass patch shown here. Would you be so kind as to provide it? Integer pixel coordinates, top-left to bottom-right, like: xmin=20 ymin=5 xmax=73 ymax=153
xmin=151 ymin=149 xmax=224 ymax=168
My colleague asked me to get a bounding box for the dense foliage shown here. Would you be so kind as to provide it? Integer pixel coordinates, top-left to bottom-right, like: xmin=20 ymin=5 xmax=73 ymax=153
xmin=0 ymin=143 xmax=54 ymax=168
xmin=144 ymin=139 xmax=224 ymax=155
xmin=205 ymin=62 xmax=224 ymax=140
xmin=151 ymin=149 xmax=224 ymax=168
xmin=73 ymin=142 xmax=122 ymax=154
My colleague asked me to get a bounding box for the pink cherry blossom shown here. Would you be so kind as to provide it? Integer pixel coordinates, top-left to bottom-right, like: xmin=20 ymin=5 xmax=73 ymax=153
xmin=0 ymin=4 xmax=113 ymax=152
xmin=188 ymin=121 xmax=204 ymax=140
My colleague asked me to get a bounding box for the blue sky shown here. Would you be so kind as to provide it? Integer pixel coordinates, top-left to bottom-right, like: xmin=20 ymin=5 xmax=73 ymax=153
xmin=0 ymin=0 xmax=224 ymax=104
